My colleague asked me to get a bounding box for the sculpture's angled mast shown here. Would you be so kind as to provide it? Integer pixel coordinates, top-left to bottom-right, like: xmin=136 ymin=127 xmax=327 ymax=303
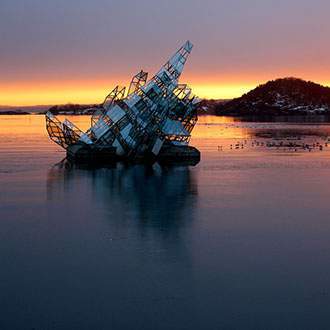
xmin=165 ymin=40 xmax=193 ymax=80
xmin=153 ymin=40 xmax=193 ymax=87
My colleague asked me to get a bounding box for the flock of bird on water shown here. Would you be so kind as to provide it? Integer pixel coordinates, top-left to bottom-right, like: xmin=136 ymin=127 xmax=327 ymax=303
xmin=216 ymin=139 xmax=330 ymax=153
xmin=209 ymin=123 xmax=330 ymax=153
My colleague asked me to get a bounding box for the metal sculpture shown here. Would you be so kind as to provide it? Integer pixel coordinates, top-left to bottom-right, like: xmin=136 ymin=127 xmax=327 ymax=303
xmin=45 ymin=41 xmax=200 ymax=160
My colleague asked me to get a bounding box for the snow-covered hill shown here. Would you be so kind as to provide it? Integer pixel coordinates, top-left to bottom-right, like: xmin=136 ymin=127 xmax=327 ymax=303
xmin=216 ymin=78 xmax=330 ymax=115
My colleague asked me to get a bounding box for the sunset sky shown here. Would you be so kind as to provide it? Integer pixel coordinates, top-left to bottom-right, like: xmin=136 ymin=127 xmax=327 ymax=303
xmin=2 ymin=0 xmax=330 ymax=106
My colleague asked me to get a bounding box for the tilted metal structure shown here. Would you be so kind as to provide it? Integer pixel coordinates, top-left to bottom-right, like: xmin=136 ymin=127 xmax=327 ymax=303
xmin=46 ymin=41 xmax=200 ymax=160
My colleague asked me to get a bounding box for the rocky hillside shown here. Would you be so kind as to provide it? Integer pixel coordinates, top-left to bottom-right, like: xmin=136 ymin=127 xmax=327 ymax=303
xmin=216 ymin=78 xmax=330 ymax=115
xmin=198 ymin=99 xmax=228 ymax=115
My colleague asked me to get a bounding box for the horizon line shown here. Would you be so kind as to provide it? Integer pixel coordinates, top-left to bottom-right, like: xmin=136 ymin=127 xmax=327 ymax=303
xmin=2 ymin=77 xmax=330 ymax=107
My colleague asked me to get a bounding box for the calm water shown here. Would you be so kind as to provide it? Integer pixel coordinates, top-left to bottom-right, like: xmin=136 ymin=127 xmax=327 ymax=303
xmin=2 ymin=115 xmax=330 ymax=329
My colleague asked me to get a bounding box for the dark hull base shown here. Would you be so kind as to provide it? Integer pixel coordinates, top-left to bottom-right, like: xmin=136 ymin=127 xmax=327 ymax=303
xmin=156 ymin=145 xmax=201 ymax=166
xmin=66 ymin=144 xmax=201 ymax=166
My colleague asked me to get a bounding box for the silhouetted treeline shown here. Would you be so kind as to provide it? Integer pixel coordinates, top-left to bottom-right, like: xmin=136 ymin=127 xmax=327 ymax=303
xmin=48 ymin=103 xmax=102 ymax=115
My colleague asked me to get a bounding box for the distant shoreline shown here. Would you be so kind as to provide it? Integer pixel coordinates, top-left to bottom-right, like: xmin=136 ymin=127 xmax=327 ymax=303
xmin=0 ymin=111 xmax=32 ymax=115
xmin=3 ymin=111 xmax=330 ymax=124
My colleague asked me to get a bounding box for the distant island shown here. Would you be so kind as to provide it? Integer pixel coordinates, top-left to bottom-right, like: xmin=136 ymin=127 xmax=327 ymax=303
xmin=0 ymin=104 xmax=101 ymax=115
xmin=0 ymin=110 xmax=30 ymax=115
xmin=3 ymin=78 xmax=330 ymax=116
xmin=0 ymin=105 xmax=50 ymax=115
xmin=46 ymin=104 xmax=101 ymax=115
xmin=212 ymin=78 xmax=330 ymax=116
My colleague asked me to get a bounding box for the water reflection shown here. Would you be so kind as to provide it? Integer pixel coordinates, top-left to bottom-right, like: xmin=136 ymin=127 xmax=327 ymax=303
xmin=47 ymin=160 xmax=198 ymax=238
xmin=4 ymin=115 xmax=330 ymax=329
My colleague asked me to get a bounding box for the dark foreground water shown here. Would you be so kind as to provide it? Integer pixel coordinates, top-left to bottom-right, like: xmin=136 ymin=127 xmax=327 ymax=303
xmin=2 ymin=115 xmax=330 ymax=329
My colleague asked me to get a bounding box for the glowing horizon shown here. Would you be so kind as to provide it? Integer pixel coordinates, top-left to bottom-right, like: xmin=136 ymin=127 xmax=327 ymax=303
xmin=0 ymin=82 xmax=255 ymax=106
xmin=2 ymin=78 xmax=330 ymax=107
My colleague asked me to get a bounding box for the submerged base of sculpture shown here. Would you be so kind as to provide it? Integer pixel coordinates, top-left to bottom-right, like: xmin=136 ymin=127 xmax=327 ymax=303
xmin=156 ymin=145 xmax=200 ymax=166
xmin=66 ymin=143 xmax=200 ymax=166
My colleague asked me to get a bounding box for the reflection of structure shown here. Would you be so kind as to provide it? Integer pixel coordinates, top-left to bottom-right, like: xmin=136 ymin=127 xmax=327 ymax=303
xmin=47 ymin=161 xmax=198 ymax=236
xmin=46 ymin=41 xmax=200 ymax=161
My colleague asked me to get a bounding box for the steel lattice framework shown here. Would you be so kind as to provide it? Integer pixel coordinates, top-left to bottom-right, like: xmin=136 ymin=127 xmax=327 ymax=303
xmin=46 ymin=41 xmax=200 ymax=160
